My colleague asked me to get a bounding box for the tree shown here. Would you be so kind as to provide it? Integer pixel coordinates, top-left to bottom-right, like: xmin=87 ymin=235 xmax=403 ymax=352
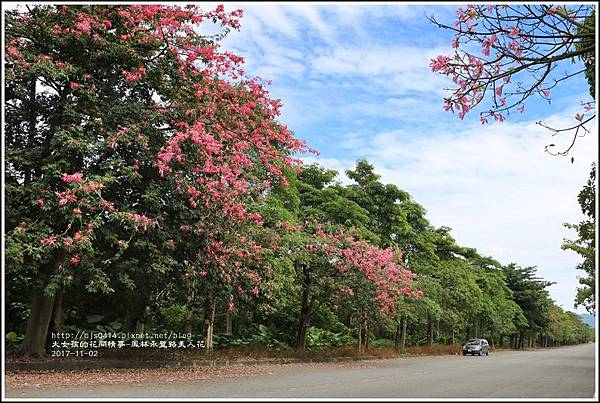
xmin=429 ymin=4 xmax=596 ymax=156
xmin=502 ymin=264 xmax=554 ymax=349
xmin=562 ymin=163 xmax=596 ymax=314
xmin=5 ymin=4 xmax=306 ymax=356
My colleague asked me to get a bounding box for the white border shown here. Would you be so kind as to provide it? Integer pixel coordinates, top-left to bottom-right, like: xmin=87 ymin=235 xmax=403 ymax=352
xmin=1 ymin=1 xmax=598 ymax=401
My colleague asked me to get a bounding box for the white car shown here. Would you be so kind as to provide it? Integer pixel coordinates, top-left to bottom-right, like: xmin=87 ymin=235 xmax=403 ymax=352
xmin=462 ymin=338 xmax=490 ymax=356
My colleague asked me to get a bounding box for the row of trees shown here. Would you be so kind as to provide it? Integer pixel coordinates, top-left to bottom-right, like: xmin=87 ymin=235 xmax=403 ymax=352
xmin=4 ymin=5 xmax=593 ymax=357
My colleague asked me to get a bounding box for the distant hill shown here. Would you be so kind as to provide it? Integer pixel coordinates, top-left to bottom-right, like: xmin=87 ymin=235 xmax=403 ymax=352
xmin=579 ymin=313 xmax=596 ymax=328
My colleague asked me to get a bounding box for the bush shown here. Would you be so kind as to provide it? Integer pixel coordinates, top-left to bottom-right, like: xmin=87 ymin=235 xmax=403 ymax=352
xmin=370 ymin=338 xmax=395 ymax=348
xmin=306 ymin=327 xmax=356 ymax=350
xmin=158 ymin=304 xmax=187 ymax=332
xmin=215 ymin=324 xmax=290 ymax=350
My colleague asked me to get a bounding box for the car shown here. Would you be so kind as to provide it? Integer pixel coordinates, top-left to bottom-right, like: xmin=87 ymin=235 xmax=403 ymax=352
xmin=462 ymin=338 xmax=490 ymax=356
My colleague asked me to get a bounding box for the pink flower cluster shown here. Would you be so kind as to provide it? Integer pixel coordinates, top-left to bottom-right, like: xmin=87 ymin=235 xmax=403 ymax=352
xmin=62 ymin=172 xmax=84 ymax=183
xmin=122 ymin=66 xmax=146 ymax=82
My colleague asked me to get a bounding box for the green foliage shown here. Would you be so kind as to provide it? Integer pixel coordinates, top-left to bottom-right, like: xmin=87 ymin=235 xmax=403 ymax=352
xmin=562 ymin=163 xmax=596 ymax=314
xmin=370 ymin=338 xmax=395 ymax=348
xmin=5 ymin=332 xmax=25 ymax=348
xmin=215 ymin=324 xmax=291 ymax=350
xmin=158 ymin=304 xmax=187 ymax=333
xmin=575 ymin=10 xmax=595 ymax=98
xmin=305 ymin=327 xmax=355 ymax=350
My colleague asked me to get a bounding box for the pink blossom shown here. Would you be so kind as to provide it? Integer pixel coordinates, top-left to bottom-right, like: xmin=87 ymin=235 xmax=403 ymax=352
xmin=36 ymin=199 xmax=44 ymax=206
xmin=508 ymin=26 xmax=519 ymax=38
xmin=508 ymin=40 xmax=522 ymax=57
xmin=79 ymin=181 xmax=104 ymax=192
xmin=56 ymin=190 xmax=78 ymax=206
xmin=62 ymin=172 xmax=83 ymax=183
xmin=70 ymin=255 xmax=81 ymax=265
xmin=429 ymin=55 xmax=451 ymax=73
xmin=6 ymin=47 xmax=22 ymax=59
xmin=70 ymin=82 xmax=82 ymax=90
xmin=122 ymin=66 xmax=146 ymax=82
xmin=99 ymin=198 xmax=114 ymax=211
xmin=40 ymin=235 xmax=57 ymax=247
xmin=75 ymin=19 xmax=92 ymax=35
xmin=248 ymin=212 xmax=263 ymax=223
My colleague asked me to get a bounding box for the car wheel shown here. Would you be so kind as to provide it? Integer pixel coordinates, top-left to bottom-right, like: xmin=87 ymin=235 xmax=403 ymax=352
xmin=463 ymin=352 xmax=467 ymax=356
xmin=486 ymin=351 xmax=489 ymax=356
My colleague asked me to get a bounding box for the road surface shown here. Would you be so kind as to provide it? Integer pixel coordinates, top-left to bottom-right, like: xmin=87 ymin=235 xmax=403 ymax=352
xmin=6 ymin=343 xmax=596 ymax=399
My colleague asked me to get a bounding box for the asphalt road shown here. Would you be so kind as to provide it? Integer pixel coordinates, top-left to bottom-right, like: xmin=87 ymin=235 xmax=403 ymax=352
xmin=6 ymin=343 xmax=596 ymax=399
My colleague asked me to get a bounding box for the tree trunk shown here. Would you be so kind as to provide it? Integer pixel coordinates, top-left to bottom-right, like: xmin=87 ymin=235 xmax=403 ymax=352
xmin=19 ymin=288 xmax=56 ymax=357
xmin=204 ymin=300 xmax=216 ymax=353
xmin=296 ymin=264 xmax=311 ymax=350
xmin=364 ymin=317 xmax=369 ymax=351
xmin=499 ymin=334 xmax=504 ymax=348
xmin=135 ymin=319 xmax=145 ymax=334
xmin=19 ymin=252 xmax=64 ymax=357
xmin=451 ymin=326 xmax=455 ymax=345
xmin=225 ymin=311 xmax=232 ymax=335
xmin=50 ymin=288 xmax=63 ymax=334
xmin=400 ymin=315 xmax=407 ymax=351
xmin=394 ymin=319 xmax=402 ymax=352
xmin=184 ymin=308 xmax=194 ymax=334
xmin=184 ymin=277 xmax=196 ymax=334
xmin=427 ymin=315 xmax=433 ymax=346
xmin=518 ymin=333 xmax=524 ymax=350
xmin=358 ymin=322 xmax=363 ymax=353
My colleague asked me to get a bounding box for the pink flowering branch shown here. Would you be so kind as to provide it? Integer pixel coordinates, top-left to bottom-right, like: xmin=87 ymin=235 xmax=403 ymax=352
xmin=428 ymin=4 xmax=595 ymax=157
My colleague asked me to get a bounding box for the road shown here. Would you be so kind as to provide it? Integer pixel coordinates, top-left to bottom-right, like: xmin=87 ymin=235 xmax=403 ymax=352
xmin=5 ymin=343 xmax=596 ymax=399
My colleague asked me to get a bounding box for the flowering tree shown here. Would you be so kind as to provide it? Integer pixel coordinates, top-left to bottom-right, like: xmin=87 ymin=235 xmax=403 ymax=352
xmin=284 ymin=220 xmax=422 ymax=350
xmin=5 ymin=4 xmax=307 ymax=356
xmin=429 ymin=4 xmax=595 ymax=157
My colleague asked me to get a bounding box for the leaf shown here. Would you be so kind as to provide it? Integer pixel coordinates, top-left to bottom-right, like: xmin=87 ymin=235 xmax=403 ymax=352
xmin=86 ymin=314 xmax=104 ymax=324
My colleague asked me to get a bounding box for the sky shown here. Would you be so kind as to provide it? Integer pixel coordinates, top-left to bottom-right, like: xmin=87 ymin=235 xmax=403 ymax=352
xmin=211 ymin=2 xmax=598 ymax=315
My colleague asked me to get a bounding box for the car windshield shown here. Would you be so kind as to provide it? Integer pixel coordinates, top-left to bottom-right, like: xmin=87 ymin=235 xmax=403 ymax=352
xmin=467 ymin=340 xmax=481 ymax=345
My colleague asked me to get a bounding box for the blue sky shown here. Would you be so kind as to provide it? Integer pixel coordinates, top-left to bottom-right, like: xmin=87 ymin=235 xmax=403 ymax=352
xmin=214 ymin=2 xmax=598 ymax=315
